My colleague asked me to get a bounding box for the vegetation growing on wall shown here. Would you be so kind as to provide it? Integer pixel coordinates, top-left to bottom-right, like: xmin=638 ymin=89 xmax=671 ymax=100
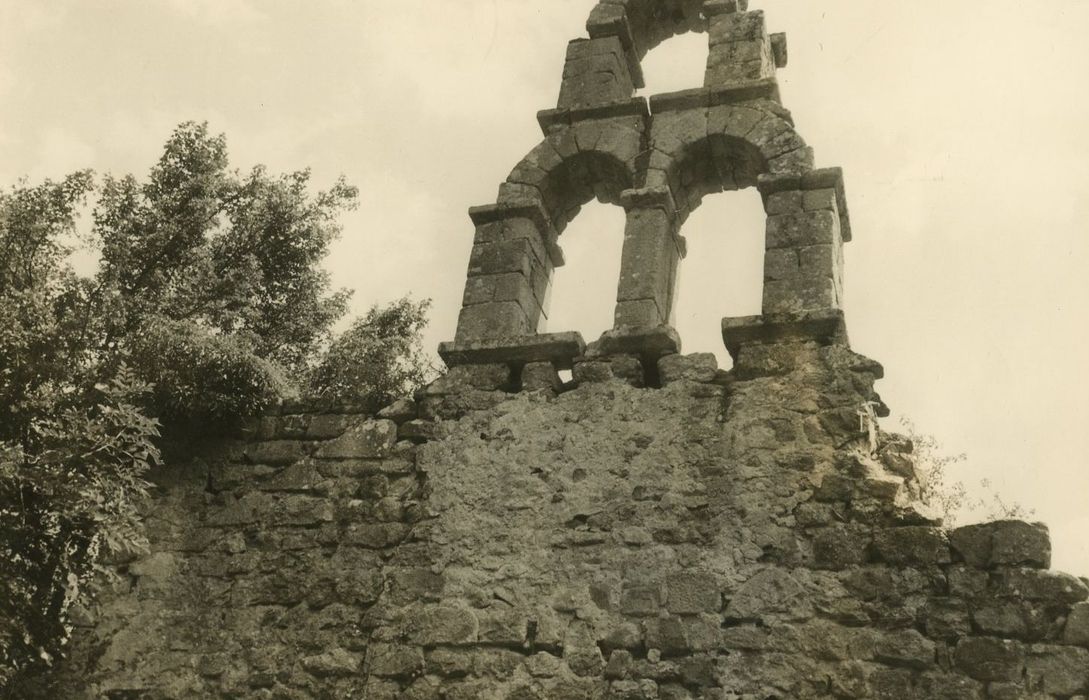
xmin=0 ymin=122 xmax=432 ymax=690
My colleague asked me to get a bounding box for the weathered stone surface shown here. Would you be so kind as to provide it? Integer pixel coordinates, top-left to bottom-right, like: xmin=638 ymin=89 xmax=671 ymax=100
xmin=377 ymin=398 xmax=418 ymax=424
xmin=1025 ymin=645 xmax=1089 ymax=695
xmin=657 ymin=353 xmax=718 ymax=384
xmin=872 ymin=526 xmax=951 ymax=565
xmin=302 ymin=647 xmax=360 ymax=677
xmin=314 ymin=419 xmax=397 ymax=459
xmin=950 ymin=520 xmax=1051 ymax=569
xmin=954 ymin=638 xmax=1025 ymax=682
xmin=40 ymin=6 xmax=1089 ymax=699
xmin=1064 ymin=602 xmax=1089 ymax=646
xmin=996 ymin=568 xmax=1089 ymax=604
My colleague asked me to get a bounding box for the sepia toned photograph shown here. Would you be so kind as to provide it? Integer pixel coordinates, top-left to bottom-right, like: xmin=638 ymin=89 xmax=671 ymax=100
xmin=1 ymin=1 xmax=1087 ymax=697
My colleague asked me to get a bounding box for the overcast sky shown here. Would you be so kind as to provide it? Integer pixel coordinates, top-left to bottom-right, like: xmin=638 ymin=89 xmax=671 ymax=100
xmin=2 ymin=0 xmax=1087 ymax=575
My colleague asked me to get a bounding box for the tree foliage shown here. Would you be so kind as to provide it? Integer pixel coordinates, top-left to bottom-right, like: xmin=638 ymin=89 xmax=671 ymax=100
xmin=0 ymin=122 xmax=432 ymax=689
xmin=308 ymin=296 xmax=434 ymax=412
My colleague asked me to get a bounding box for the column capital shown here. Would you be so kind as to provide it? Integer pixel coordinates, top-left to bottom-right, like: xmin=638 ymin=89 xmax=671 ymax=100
xmin=469 ymin=200 xmax=565 ymax=267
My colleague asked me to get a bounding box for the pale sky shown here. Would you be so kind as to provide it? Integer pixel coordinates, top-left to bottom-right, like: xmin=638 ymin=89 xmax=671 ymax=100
xmin=2 ymin=1 xmax=1087 ymax=575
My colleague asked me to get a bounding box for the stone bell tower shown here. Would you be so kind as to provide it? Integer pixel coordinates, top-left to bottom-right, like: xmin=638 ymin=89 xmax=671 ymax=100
xmin=440 ymin=0 xmax=850 ymax=380
xmin=47 ymin=3 xmax=1089 ymax=698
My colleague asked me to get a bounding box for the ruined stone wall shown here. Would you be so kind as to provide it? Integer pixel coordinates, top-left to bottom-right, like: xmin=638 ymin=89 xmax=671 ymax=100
xmin=46 ymin=343 xmax=1089 ymax=699
xmin=37 ymin=1 xmax=1089 ymax=697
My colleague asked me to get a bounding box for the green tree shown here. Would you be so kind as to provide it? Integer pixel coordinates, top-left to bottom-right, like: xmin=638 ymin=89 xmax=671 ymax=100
xmin=0 ymin=121 xmax=430 ymax=690
xmin=308 ymin=296 xmax=434 ymax=412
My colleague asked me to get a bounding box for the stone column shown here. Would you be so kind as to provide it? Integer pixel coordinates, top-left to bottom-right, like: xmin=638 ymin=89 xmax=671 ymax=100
xmin=613 ymin=187 xmax=685 ymax=329
xmin=703 ymin=2 xmax=787 ymax=88
xmin=453 ymin=201 xmax=562 ymax=343
xmin=757 ymin=168 xmax=852 ymax=316
xmin=557 ymin=37 xmax=637 ymax=109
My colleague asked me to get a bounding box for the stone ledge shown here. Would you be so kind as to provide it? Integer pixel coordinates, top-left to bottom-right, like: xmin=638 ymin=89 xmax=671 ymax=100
xmin=438 ymin=332 xmax=586 ymax=371
xmin=537 ymin=97 xmax=649 ymax=133
xmin=469 ymin=200 xmax=565 ymax=267
xmin=591 ymin=325 xmax=681 ymax=359
xmin=584 ymin=5 xmax=645 ymax=89
xmin=720 ymin=309 xmax=847 ymax=361
xmin=757 ymin=167 xmax=853 ymax=242
xmin=703 ymin=0 xmax=750 ymax=17
xmin=647 ymin=79 xmax=781 ymax=114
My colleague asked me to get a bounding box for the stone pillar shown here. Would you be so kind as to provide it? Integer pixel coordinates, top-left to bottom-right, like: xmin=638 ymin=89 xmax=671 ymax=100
xmin=454 ymin=201 xmax=562 ymax=343
xmin=757 ymin=169 xmax=852 ymax=316
xmin=557 ymin=37 xmax=636 ymax=109
xmin=613 ymin=187 xmax=685 ymax=329
xmin=703 ymin=3 xmax=784 ymax=88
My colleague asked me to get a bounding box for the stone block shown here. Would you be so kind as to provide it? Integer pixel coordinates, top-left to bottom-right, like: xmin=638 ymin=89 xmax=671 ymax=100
xmin=398 ymin=419 xmax=439 ymax=443
xmin=259 ymin=461 xmax=325 ymax=493
xmin=558 ymin=37 xmax=634 ymax=109
xmin=643 ymin=617 xmax=690 ymax=657
xmin=616 ymin=207 xmax=681 ymax=313
xmin=764 ymin=190 xmax=802 ymax=215
xmin=708 ymin=10 xmax=767 ymax=44
xmin=763 ymin=248 xmax=799 ymax=281
xmin=657 ymin=353 xmax=719 ymax=384
xmin=950 ymin=520 xmax=1051 ymax=569
xmin=377 ymin=398 xmax=417 ymax=424
xmin=1064 ymin=602 xmax=1089 ymax=646
xmin=573 ymin=354 xmax=645 ymax=387
xmin=972 ymin=602 xmax=1030 ymax=638
xmin=454 ymin=301 xmax=533 ymax=342
xmin=708 ymin=103 xmax=765 ymax=141
xmin=993 ymin=521 xmax=1052 ymax=568
xmin=872 ymin=526 xmax=951 ymax=565
xmin=812 ymin=525 xmax=870 ymax=569
xmin=614 ymin=298 xmax=666 ymax=329
xmin=521 ymin=361 xmax=563 ymax=392
xmin=467 ymin=238 xmax=542 ymax=278
xmin=404 ymin=605 xmax=478 ymax=646
xmin=1025 ymin=644 xmax=1089 ymax=695
xmin=798 ymin=244 xmax=840 ymax=280
xmin=564 ymin=621 xmax=605 ymax=676
xmin=367 ymin=643 xmax=424 ymax=678
xmin=475 ymin=608 xmax=527 ymax=646
xmin=803 ymin=187 xmax=838 ymax=213
xmin=762 ymin=276 xmax=839 ymax=315
xmin=604 ymin=650 xmax=633 ymax=680
xmin=438 ymin=333 xmax=584 ymax=371
xmin=995 ymin=569 xmax=1089 ymax=604
xmin=241 ymin=440 xmax=309 ymax=466
xmin=663 ymin=573 xmax=722 ymax=614
xmin=621 ymin=585 xmax=660 ymax=616
xmin=914 ymin=673 xmax=985 ymax=700
xmin=769 ymin=145 xmax=816 ymax=176
xmin=766 ymin=210 xmax=841 ymax=249
xmin=302 ymin=647 xmax=360 ymax=677
xmin=704 ymin=0 xmax=749 ymax=16
xmin=648 ymin=109 xmax=708 ymax=156
xmin=770 ymin=32 xmax=788 ymax=67
xmin=315 ymin=419 xmax=397 ymax=460
xmin=923 ymin=598 xmax=973 ymax=640
xmin=873 ymin=629 xmax=936 ymax=670
xmin=462 ymin=272 xmax=543 ymax=321
xmin=954 ymin=638 xmax=1025 ymax=682
xmin=306 ymin=413 xmax=351 ymax=438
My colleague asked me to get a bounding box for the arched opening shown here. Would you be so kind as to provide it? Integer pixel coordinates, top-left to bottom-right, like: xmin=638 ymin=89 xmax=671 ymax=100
xmin=543 ymin=201 xmax=628 ymax=344
xmin=539 ymin=151 xmax=633 ymax=235
xmin=672 ymin=189 xmax=766 ymax=369
xmin=670 ymin=133 xmax=768 ymax=225
xmin=636 ymin=30 xmax=708 ymax=97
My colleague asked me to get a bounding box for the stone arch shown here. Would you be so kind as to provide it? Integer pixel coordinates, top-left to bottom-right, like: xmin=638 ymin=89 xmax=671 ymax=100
xmin=497 ymin=119 xmax=643 ymax=236
xmin=644 ymin=100 xmax=811 ymax=224
xmin=587 ymin=0 xmax=708 ymax=65
xmin=442 ymin=0 xmax=852 ymax=375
